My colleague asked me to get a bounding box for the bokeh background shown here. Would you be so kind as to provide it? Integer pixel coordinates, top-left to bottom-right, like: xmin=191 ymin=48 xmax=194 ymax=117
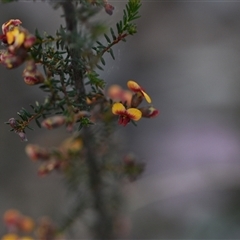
xmin=1 ymin=1 xmax=240 ymax=239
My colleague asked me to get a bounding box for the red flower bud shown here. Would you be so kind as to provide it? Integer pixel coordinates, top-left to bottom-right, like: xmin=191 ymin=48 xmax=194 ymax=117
xmin=23 ymin=69 xmax=44 ymax=85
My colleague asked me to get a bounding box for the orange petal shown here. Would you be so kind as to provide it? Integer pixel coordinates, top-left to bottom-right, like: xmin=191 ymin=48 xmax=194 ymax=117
xmin=127 ymin=80 xmax=141 ymax=91
xmin=112 ymin=103 xmax=126 ymax=115
xmin=126 ymin=108 xmax=142 ymax=121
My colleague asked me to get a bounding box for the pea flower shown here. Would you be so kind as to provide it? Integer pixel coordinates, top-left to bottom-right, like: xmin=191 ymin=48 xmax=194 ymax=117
xmin=0 ymin=19 xmax=22 ymax=44
xmin=127 ymin=80 xmax=152 ymax=104
xmin=6 ymin=27 xmax=25 ymax=48
xmin=112 ymin=102 xmax=142 ymax=126
xmin=6 ymin=27 xmax=36 ymax=53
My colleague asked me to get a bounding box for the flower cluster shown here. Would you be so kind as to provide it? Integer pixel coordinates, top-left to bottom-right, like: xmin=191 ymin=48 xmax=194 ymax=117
xmin=0 ymin=19 xmax=35 ymax=68
xmin=0 ymin=19 xmax=44 ymax=85
xmin=2 ymin=209 xmax=59 ymax=240
xmin=111 ymin=80 xmax=159 ymax=126
xmin=25 ymin=136 xmax=83 ymax=176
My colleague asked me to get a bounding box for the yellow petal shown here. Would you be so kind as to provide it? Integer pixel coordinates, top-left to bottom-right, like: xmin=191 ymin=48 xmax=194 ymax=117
xmin=127 ymin=80 xmax=141 ymax=91
xmin=142 ymin=91 xmax=152 ymax=103
xmin=15 ymin=32 xmax=25 ymax=46
xmin=126 ymin=108 xmax=142 ymax=121
xmin=112 ymin=102 xmax=126 ymax=115
xmin=6 ymin=31 xmax=14 ymax=44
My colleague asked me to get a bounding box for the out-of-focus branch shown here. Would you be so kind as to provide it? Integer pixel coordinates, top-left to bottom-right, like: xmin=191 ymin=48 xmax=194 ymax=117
xmin=61 ymin=1 xmax=113 ymax=238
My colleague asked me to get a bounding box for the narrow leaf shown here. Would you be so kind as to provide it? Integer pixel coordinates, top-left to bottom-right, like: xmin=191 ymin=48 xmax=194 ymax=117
xmin=104 ymin=34 xmax=111 ymax=43
xmin=35 ymin=118 xmax=41 ymax=128
xmin=110 ymin=28 xmax=117 ymax=41
xmin=100 ymin=57 xmax=106 ymax=65
xmin=109 ymin=48 xmax=115 ymax=60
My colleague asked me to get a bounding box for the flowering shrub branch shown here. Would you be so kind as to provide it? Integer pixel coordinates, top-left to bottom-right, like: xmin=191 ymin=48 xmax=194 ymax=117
xmin=1 ymin=0 xmax=158 ymax=239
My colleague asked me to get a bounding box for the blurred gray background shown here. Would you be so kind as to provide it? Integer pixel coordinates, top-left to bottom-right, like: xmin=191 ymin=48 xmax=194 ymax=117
xmin=1 ymin=1 xmax=240 ymax=239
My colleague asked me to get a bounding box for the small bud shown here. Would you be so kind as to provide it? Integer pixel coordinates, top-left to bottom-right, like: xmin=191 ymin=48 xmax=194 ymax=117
xmin=130 ymin=93 xmax=143 ymax=108
xmin=23 ymin=69 xmax=45 ymax=85
xmin=18 ymin=131 xmax=28 ymax=142
xmin=139 ymin=106 xmax=159 ymax=118
xmin=8 ymin=118 xmax=17 ymax=128
xmin=41 ymin=116 xmax=66 ymax=129
xmin=25 ymin=144 xmax=50 ymax=161
xmin=23 ymin=61 xmax=44 ymax=85
xmin=104 ymin=3 xmax=114 ymax=15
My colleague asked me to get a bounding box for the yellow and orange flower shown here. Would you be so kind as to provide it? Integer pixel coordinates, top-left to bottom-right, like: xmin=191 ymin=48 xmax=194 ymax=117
xmin=127 ymin=80 xmax=151 ymax=103
xmin=112 ymin=102 xmax=142 ymax=126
